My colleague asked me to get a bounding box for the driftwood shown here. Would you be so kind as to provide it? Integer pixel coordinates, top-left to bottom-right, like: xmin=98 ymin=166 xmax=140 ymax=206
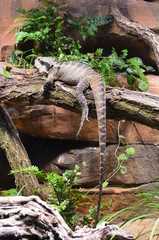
xmin=0 ymin=195 xmax=134 ymax=240
xmin=0 ymin=106 xmax=40 ymax=195
xmin=0 ymin=64 xmax=159 ymax=130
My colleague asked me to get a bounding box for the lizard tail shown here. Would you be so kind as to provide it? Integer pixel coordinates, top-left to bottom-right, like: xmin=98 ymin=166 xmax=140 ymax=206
xmin=90 ymin=74 xmax=106 ymax=228
xmin=76 ymin=79 xmax=90 ymax=139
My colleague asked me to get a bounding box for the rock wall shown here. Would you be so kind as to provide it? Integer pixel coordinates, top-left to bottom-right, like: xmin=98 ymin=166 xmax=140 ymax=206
xmin=0 ymin=0 xmax=38 ymax=61
xmin=0 ymin=0 xmax=159 ymax=191
xmin=1 ymin=0 xmax=159 ymax=64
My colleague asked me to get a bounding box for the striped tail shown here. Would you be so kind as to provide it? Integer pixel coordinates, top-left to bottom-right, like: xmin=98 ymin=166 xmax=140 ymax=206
xmin=90 ymin=74 xmax=106 ymax=228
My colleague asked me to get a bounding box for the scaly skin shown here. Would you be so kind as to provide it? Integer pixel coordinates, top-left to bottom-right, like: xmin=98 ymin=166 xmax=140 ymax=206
xmin=35 ymin=57 xmax=106 ymax=227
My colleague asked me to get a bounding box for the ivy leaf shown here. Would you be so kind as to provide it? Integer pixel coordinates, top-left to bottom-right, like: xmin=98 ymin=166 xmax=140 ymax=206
xmin=120 ymin=166 xmax=127 ymax=175
xmin=126 ymin=147 xmax=135 ymax=156
xmin=118 ymin=153 xmax=127 ymax=161
xmin=119 ymin=135 xmax=125 ymax=140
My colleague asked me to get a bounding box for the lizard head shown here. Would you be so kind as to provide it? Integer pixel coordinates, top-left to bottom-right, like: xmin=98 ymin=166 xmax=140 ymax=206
xmin=34 ymin=56 xmax=58 ymax=74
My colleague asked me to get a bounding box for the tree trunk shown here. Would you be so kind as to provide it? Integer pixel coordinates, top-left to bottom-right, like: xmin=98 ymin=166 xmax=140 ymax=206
xmin=0 ymin=195 xmax=134 ymax=240
xmin=0 ymin=106 xmax=40 ymax=196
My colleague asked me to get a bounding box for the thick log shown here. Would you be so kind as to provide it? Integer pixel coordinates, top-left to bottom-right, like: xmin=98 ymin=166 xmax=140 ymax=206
xmin=0 ymin=67 xmax=159 ymax=131
xmin=0 ymin=106 xmax=40 ymax=195
xmin=0 ymin=195 xmax=134 ymax=239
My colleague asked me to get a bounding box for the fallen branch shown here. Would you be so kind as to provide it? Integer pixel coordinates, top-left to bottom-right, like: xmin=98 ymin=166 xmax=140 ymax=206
xmin=0 ymin=195 xmax=134 ymax=239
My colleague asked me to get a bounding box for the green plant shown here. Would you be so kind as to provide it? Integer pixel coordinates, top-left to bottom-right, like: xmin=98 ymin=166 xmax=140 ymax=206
xmin=95 ymin=48 xmax=155 ymax=91
xmin=9 ymin=0 xmax=154 ymax=90
xmin=109 ymin=190 xmax=159 ymax=239
xmin=68 ymin=14 xmax=112 ymax=41
xmin=9 ymin=0 xmax=111 ymax=68
xmin=9 ymin=164 xmax=114 ymax=228
xmin=10 ymin=165 xmax=92 ymax=229
xmin=98 ymin=120 xmax=135 ymax=184
xmin=57 ymin=48 xmax=155 ymax=90
xmin=9 ymin=0 xmax=81 ymax=67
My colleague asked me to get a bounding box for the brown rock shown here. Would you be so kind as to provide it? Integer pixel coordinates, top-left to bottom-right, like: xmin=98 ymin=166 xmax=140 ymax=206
xmin=106 ymin=144 xmax=159 ymax=185
xmin=1 ymin=0 xmax=159 ymax=64
xmin=46 ymin=144 xmax=159 ymax=186
xmin=0 ymin=0 xmax=38 ymax=61
xmin=7 ymin=105 xmax=98 ymax=141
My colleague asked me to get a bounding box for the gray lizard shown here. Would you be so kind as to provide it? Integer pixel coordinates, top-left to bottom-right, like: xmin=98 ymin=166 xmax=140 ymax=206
xmin=35 ymin=57 xmax=106 ymax=227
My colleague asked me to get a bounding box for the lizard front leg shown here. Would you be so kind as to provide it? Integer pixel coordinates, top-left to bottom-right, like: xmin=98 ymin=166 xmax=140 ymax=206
xmin=76 ymin=78 xmax=90 ymax=139
xmin=37 ymin=79 xmax=55 ymax=97
xmin=37 ymin=67 xmax=60 ymax=97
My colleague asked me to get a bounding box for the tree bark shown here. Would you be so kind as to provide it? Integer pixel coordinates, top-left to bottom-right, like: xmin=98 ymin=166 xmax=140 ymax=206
xmin=0 ymin=106 xmax=40 ymax=195
xmin=0 ymin=70 xmax=159 ymax=131
xmin=0 ymin=195 xmax=134 ymax=240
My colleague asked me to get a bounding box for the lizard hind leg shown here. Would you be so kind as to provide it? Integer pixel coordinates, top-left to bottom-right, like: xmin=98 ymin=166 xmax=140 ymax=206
xmin=76 ymin=79 xmax=90 ymax=139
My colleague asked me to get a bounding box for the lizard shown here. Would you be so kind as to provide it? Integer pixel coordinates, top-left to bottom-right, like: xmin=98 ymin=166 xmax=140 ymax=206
xmin=35 ymin=57 xmax=106 ymax=227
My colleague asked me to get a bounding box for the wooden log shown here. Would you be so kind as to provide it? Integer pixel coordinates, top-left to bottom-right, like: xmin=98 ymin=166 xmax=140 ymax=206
xmin=0 ymin=195 xmax=134 ymax=239
xmin=0 ymin=71 xmax=159 ymax=131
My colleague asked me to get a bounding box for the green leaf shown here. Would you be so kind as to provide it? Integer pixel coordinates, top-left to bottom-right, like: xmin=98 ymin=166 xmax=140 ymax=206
xmin=126 ymin=67 xmax=138 ymax=75
xmin=139 ymin=81 xmax=149 ymax=91
xmin=82 ymin=161 xmax=87 ymax=167
xmin=118 ymin=153 xmax=127 ymax=161
xmin=127 ymin=74 xmax=137 ymax=85
xmin=119 ymin=135 xmax=125 ymax=140
xmin=15 ymin=31 xmax=29 ymax=45
xmin=130 ymin=57 xmax=143 ymax=66
xmin=2 ymin=69 xmax=11 ymax=78
xmin=95 ymin=48 xmax=103 ymax=57
xmin=144 ymin=65 xmax=155 ymax=72
xmin=102 ymin=181 xmax=109 ymax=188
xmin=126 ymin=147 xmax=135 ymax=156
xmin=120 ymin=166 xmax=127 ymax=175
xmin=121 ymin=49 xmax=128 ymax=59
xmin=8 ymin=188 xmax=19 ymax=196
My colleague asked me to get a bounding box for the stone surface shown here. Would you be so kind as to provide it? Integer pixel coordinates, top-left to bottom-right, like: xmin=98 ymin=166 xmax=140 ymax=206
xmin=46 ymin=144 xmax=159 ymax=186
xmin=1 ymin=0 xmax=159 ymax=64
xmin=1 ymin=131 xmax=159 ymax=188
xmin=0 ymin=0 xmax=38 ymax=61
xmin=7 ymin=105 xmax=99 ymax=141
